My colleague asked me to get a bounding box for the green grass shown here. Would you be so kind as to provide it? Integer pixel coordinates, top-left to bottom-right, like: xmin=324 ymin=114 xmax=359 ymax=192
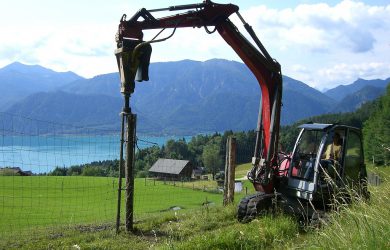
xmin=0 ymin=176 xmax=223 ymax=232
xmin=1 ymin=166 xmax=389 ymax=249
xmin=0 ymin=205 xmax=300 ymax=250
xmin=235 ymin=162 xmax=252 ymax=179
xmin=297 ymin=166 xmax=390 ymax=249
xmin=134 ymin=178 xmax=223 ymax=212
xmin=163 ymin=178 xmax=220 ymax=190
xmin=0 ymin=176 xmax=116 ymax=232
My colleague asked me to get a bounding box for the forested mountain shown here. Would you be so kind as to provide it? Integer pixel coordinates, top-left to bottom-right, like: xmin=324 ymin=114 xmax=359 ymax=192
xmin=2 ymin=60 xmax=388 ymax=135
xmin=282 ymin=76 xmax=333 ymax=125
xmin=0 ymin=62 xmax=83 ymax=110
xmin=363 ymin=85 xmax=390 ymax=165
xmin=50 ymin=86 xmax=390 ymax=178
xmin=47 ymin=83 xmax=390 ymax=177
xmin=62 ymin=73 xmax=120 ymax=98
xmin=280 ymin=84 xmax=389 ymax=165
xmin=331 ymin=85 xmax=386 ymax=113
xmin=324 ymin=77 xmax=389 ymax=101
xmin=279 ymin=93 xmax=382 ymax=152
xmin=5 ymin=91 xmax=122 ymax=131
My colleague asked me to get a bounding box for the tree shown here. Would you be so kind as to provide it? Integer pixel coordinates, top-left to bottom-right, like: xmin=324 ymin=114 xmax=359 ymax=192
xmin=81 ymin=166 xmax=106 ymax=176
xmin=67 ymin=165 xmax=82 ymax=176
xmin=188 ymin=134 xmax=210 ymax=167
xmin=202 ymin=139 xmax=223 ymax=180
xmin=363 ymin=84 xmax=390 ymax=165
xmin=164 ymin=139 xmax=190 ymax=160
xmin=49 ymin=167 xmax=68 ymax=176
xmin=279 ymin=92 xmax=382 ymax=154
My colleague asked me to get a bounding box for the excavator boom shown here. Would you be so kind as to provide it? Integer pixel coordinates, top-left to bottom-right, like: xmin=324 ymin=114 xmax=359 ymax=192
xmin=116 ymin=0 xmax=283 ymax=193
xmin=117 ymin=2 xmax=238 ymax=40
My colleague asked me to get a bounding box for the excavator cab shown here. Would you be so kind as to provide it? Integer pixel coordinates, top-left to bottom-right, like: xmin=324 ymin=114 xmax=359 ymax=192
xmin=239 ymin=123 xmax=369 ymax=222
xmin=281 ymin=123 xmax=368 ymax=209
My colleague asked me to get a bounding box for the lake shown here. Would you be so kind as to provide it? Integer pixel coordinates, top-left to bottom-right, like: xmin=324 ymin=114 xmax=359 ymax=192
xmin=0 ymin=134 xmax=192 ymax=174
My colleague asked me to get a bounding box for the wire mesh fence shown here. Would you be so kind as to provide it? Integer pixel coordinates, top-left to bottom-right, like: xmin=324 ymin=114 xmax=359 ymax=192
xmin=0 ymin=112 xmax=120 ymax=234
xmin=0 ymin=111 xmax=119 ymax=174
xmin=0 ymin=112 xmax=256 ymax=235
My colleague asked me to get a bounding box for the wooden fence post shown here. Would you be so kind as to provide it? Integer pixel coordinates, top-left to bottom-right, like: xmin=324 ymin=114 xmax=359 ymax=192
xmin=125 ymin=113 xmax=136 ymax=232
xmin=224 ymin=136 xmax=236 ymax=206
xmin=223 ymin=138 xmax=229 ymax=204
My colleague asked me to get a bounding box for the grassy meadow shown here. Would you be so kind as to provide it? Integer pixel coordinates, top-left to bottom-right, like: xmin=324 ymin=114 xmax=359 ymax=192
xmin=0 ymin=165 xmax=389 ymax=249
xmin=0 ymin=176 xmax=225 ymax=232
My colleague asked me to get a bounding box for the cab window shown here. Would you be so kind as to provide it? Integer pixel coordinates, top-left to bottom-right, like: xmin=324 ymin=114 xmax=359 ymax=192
xmin=344 ymin=130 xmax=363 ymax=183
xmin=291 ymin=130 xmax=322 ymax=182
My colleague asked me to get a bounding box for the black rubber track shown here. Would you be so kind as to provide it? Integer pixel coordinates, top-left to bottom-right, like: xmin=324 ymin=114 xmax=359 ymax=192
xmin=237 ymin=192 xmax=276 ymax=223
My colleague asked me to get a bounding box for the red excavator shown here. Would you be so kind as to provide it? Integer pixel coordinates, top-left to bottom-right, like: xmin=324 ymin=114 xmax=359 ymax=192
xmin=115 ymin=0 xmax=369 ymax=222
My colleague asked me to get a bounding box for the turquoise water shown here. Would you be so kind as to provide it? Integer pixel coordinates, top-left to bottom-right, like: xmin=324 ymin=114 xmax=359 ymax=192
xmin=0 ymin=135 xmax=191 ymax=174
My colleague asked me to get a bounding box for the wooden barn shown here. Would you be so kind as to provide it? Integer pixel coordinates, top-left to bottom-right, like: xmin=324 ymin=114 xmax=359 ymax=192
xmin=0 ymin=167 xmax=32 ymax=176
xmin=149 ymin=158 xmax=193 ymax=181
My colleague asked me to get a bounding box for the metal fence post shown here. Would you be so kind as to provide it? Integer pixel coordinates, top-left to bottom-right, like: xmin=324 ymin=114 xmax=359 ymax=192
xmin=116 ymin=113 xmax=126 ymax=234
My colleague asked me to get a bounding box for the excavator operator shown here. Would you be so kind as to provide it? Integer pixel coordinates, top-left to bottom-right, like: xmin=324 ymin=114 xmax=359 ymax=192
xmin=323 ymin=132 xmax=342 ymax=162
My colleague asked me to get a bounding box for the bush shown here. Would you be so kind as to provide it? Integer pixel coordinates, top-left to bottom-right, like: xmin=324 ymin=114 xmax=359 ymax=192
xmin=81 ymin=166 xmax=106 ymax=176
xmin=136 ymin=170 xmax=148 ymax=178
xmin=49 ymin=167 xmax=68 ymax=176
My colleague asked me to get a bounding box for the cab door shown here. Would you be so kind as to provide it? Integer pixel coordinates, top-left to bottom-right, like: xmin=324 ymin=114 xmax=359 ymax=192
xmin=314 ymin=128 xmax=346 ymax=206
xmin=343 ymin=128 xmax=365 ymax=187
xmin=318 ymin=128 xmax=346 ymax=185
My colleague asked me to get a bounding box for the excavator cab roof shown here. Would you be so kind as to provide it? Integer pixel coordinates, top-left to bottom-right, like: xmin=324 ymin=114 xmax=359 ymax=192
xmin=298 ymin=123 xmax=333 ymax=130
xmin=298 ymin=123 xmax=361 ymax=133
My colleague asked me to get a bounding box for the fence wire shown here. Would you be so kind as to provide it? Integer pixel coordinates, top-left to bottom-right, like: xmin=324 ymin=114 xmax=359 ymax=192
xmin=0 ymin=112 xmax=120 ymax=234
xmin=0 ymin=112 xmax=255 ymax=235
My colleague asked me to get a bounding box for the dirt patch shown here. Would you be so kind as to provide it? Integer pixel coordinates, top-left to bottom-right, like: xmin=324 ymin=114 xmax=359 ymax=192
xmin=74 ymin=223 xmax=113 ymax=233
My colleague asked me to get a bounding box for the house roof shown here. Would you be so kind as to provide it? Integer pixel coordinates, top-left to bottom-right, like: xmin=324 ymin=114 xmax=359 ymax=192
xmin=149 ymin=158 xmax=191 ymax=175
xmin=0 ymin=167 xmax=21 ymax=172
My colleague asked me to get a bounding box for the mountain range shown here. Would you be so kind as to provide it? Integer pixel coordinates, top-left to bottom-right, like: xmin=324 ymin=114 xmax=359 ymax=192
xmin=0 ymin=62 xmax=82 ymax=110
xmin=1 ymin=60 xmax=389 ymax=134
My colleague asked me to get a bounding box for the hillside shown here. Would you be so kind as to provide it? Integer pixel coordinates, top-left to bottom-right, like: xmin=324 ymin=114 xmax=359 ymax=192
xmin=363 ymin=84 xmax=390 ymax=165
xmin=2 ymin=60 xmax=388 ymax=135
xmin=62 ymin=73 xmax=121 ymax=98
xmin=1 ymin=168 xmax=389 ymax=249
xmin=332 ymin=85 xmax=386 ymax=113
xmin=324 ymin=77 xmax=389 ymax=101
xmin=5 ymin=91 xmax=122 ymax=131
xmin=0 ymin=62 xmax=83 ymax=110
xmin=4 ymin=60 xmax=333 ymax=134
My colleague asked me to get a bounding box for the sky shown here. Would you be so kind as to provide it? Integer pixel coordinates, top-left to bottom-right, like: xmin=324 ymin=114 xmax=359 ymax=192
xmin=0 ymin=0 xmax=389 ymax=90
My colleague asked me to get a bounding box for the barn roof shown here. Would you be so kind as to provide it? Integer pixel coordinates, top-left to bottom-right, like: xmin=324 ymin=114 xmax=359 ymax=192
xmin=149 ymin=158 xmax=191 ymax=175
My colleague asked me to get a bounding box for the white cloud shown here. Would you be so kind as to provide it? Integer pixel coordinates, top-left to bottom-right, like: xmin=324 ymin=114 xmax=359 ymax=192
xmin=244 ymin=0 xmax=390 ymax=54
xmin=0 ymin=23 xmax=117 ymax=77
xmin=238 ymin=0 xmax=390 ymax=89
xmin=0 ymin=0 xmax=389 ymax=89
xmin=318 ymin=62 xmax=390 ymax=84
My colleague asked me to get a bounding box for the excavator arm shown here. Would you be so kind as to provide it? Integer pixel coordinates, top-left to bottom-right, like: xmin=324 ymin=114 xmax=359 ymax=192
xmin=115 ymin=0 xmax=283 ymax=193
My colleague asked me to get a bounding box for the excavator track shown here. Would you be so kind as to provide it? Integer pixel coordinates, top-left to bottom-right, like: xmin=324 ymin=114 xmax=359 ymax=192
xmin=237 ymin=192 xmax=333 ymax=227
xmin=237 ymin=192 xmax=276 ymax=223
